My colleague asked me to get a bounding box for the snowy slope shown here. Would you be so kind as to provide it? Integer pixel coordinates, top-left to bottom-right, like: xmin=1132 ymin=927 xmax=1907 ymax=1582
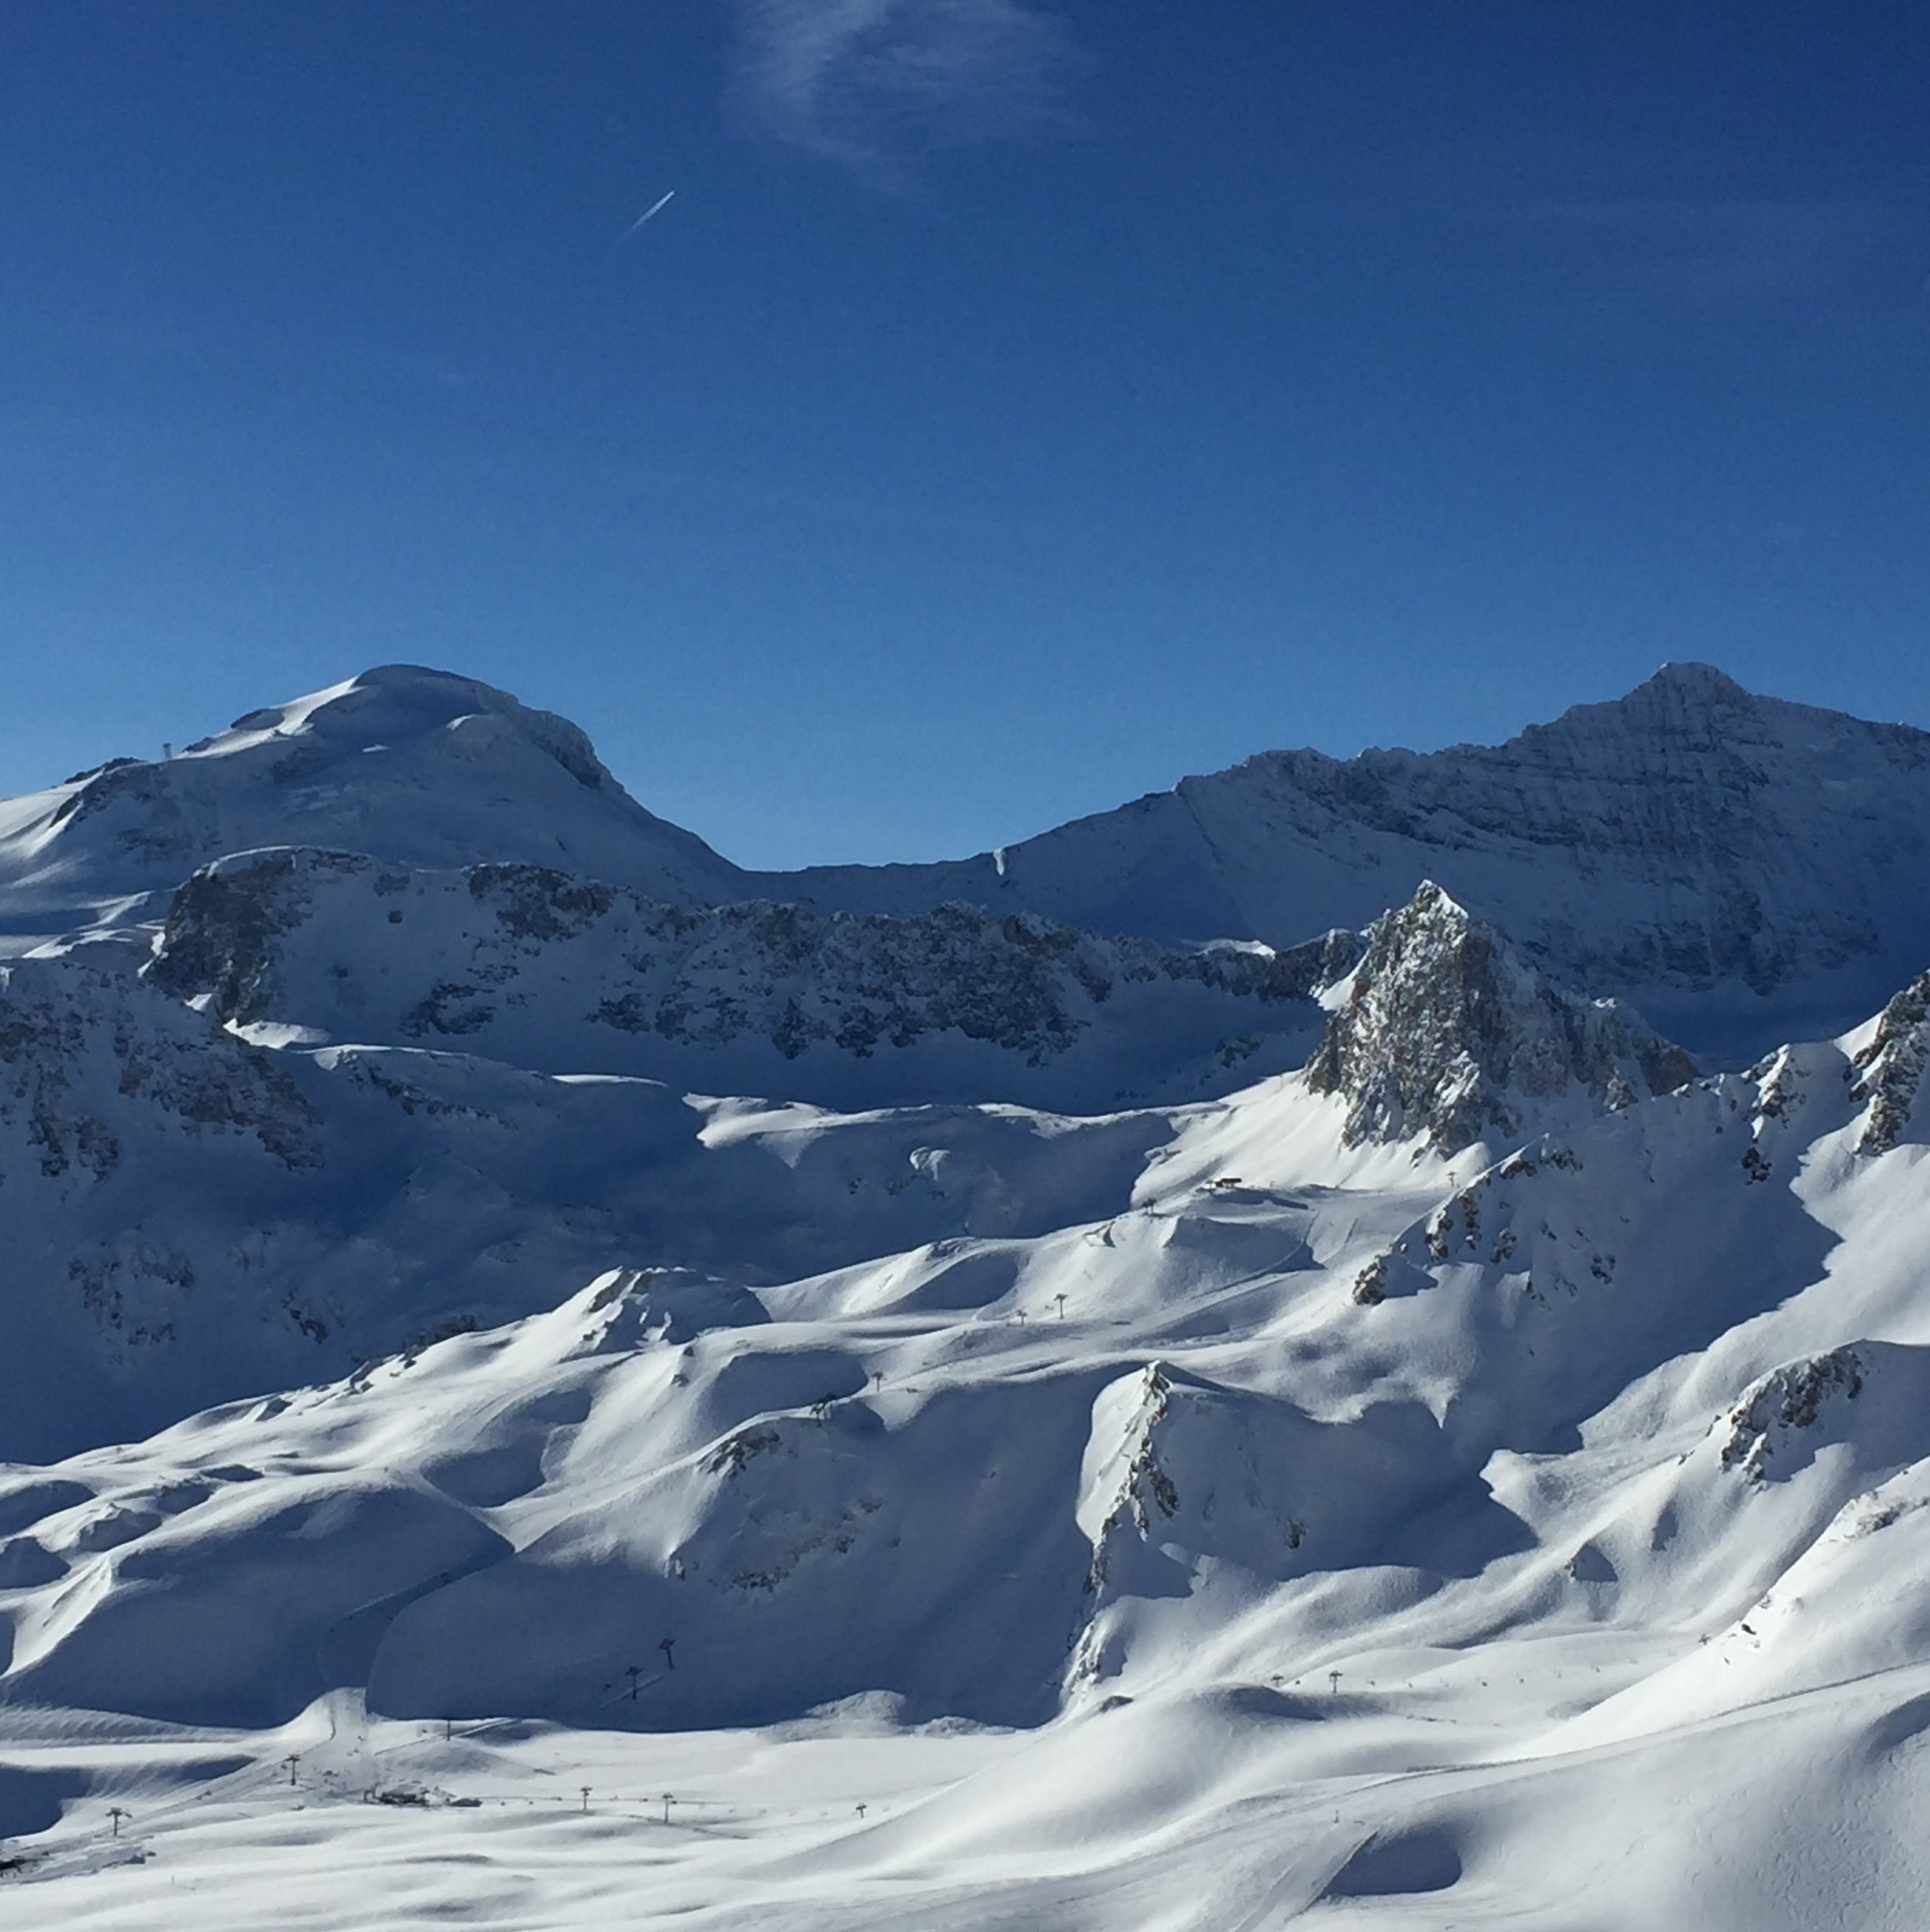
xmin=0 ymin=858 xmax=1674 ymax=1464
xmin=0 ymin=936 xmax=1206 ymax=1462
xmin=5 ymin=662 xmax=1930 ymax=1927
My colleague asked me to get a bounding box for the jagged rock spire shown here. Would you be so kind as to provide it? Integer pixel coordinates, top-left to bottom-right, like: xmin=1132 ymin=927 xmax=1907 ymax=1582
xmin=1307 ymin=882 xmax=1699 ymax=1154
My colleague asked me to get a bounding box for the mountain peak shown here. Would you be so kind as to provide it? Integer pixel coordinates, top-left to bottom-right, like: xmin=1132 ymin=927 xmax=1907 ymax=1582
xmin=1306 ymin=882 xmax=1699 ymax=1153
xmin=1636 ymin=661 xmax=1754 ymax=702
xmin=1528 ymin=661 xmax=1765 ymax=744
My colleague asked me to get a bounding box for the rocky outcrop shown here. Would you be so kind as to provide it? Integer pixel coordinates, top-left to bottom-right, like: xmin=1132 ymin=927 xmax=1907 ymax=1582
xmin=0 ymin=952 xmax=321 ymax=1183
xmin=13 ymin=662 xmax=1930 ymax=1061
xmin=1306 ymin=883 xmax=1698 ymax=1154
xmin=1083 ymin=1365 xmax=1188 ymax=1597
xmin=145 ymin=846 xmax=376 ymax=1022
xmin=1847 ymin=972 xmax=1930 ymax=1155
xmin=1719 ymin=1351 xmax=1865 ymax=1483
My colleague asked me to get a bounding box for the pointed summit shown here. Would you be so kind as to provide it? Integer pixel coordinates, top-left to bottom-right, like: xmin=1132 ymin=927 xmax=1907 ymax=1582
xmin=1307 ymin=883 xmax=1699 ymax=1154
xmin=1524 ymin=661 xmax=1766 ymax=746
xmin=1636 ymin=661 xmax=1754 ymax=702
xmin=1543 ymin=661 xmax=1761 ymax=738
xmin=779 ymin=663 xmax=1930 ymax=1058
xmin=9 ymin=659 xmax=1930 ymax=1061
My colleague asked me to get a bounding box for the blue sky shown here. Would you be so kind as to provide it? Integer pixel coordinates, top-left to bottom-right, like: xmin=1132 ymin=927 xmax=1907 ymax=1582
xmin=2 ymin=2 xmax=1924 ymax=866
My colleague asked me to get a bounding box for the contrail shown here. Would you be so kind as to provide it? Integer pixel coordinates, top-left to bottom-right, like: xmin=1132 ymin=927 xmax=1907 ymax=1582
xmin=619 ymin=190 xmax=677 ymax=242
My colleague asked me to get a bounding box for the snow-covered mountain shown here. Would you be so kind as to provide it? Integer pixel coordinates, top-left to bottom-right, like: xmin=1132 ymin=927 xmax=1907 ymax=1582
xmin=0 ymin=863 xmax=1626 ymax=1464
xmin=9 ymin=661 xmax=1930 ymax=1057
xmin=0 ymin=999 xmax=1894 ymax=1730
xmin=5 ymin=960 xmax=1930 ymax=1927
xmin=5 ymin=661 xmax=1930 ymax=1931
xmin=0 ymin=667 xmax=742 ymax=953
xmin=0 ymin=932 xmax=1200 ymax=1462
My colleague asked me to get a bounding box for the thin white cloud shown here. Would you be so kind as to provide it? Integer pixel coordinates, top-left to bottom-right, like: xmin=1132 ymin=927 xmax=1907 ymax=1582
xmin=727 ymin=0 xmax=1077 ymax=170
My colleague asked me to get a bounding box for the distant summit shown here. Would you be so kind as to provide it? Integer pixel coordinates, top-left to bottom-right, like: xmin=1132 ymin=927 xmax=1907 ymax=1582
xmin=770 ymin=663 xmax=1930 ymax=1055
xmin=1624 ymin=660 xmax=1751 ymax=702
xmin=189 ymin=665 xmax=625 ymax=797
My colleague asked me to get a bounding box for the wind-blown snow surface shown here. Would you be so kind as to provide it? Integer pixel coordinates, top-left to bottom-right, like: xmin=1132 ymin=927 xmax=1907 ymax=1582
xmin=6 ymin=663 xmax=1930 ymax=1927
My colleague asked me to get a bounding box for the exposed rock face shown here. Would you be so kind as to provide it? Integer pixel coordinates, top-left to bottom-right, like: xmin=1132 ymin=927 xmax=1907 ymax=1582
xmin=0 ymin=949 xmax=325 ymax=1371
xmin=9 ymin=661 xmax=1930 ymax=1060
xmin=1 ymin=934 xmax=1195 ymax=1461
xmin=1306 ymin=883 xmax=1699 ymax=1153
xmin=144 ymin=846 xmax=373 ymax=1024
xmin=1720 ymin=1351 xmax=1865 ymax=1483
xmin=1083 ymin=1365 xmax=1187 ymax=1598
xmin=0 ymin=951 xmax=322 ymax=1184
xmin=1847 ymin=972 xmax=1930 ymax=1155
xmin=148 ymin=848 xmax=1362 ymax=1110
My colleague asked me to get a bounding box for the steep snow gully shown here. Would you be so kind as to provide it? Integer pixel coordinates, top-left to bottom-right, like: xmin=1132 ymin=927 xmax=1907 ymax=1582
xmin=3 ymin=662 xmax=1930 ymax=1930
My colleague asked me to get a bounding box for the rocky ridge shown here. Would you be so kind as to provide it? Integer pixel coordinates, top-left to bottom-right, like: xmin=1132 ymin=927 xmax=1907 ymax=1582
xmin=145 ymin=847 xmax=1360 ymax=1110
xmin=1846 ymin=972 xmax=1930 ymax=1155
xmin=4 ymin=665 xmax=1930 ymax=1926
